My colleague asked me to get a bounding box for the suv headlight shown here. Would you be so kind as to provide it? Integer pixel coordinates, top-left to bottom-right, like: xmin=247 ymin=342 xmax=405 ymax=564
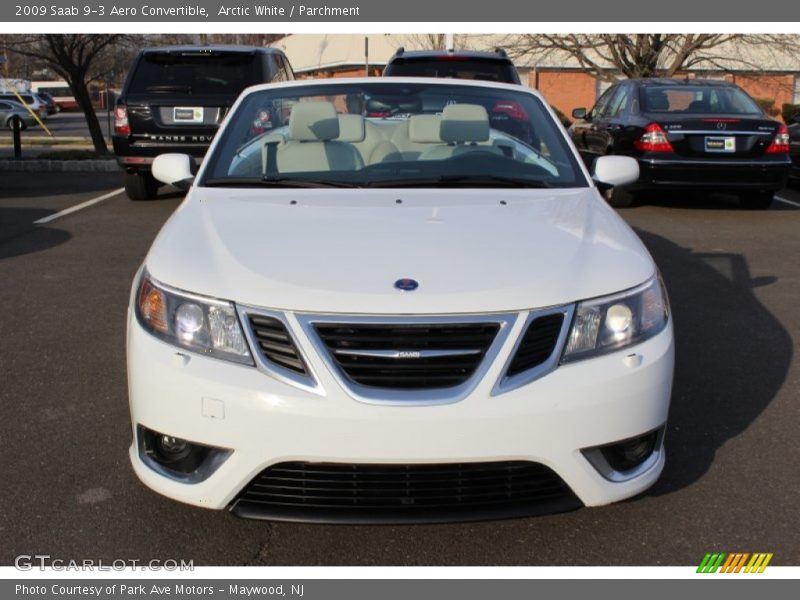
xmin=562 ymin=274 xmax=669 ymax=362
xmin=135 ymin=272 xmax=253 ymax=365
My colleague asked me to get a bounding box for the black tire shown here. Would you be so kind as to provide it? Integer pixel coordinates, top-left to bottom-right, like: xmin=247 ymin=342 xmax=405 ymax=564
xmin=124 ymin=172 xmax=159 ymax=201
xmin=739 ymin=191 xmax=773 ymax=210
xmin=6 ymin=117 xmax=26 ymax=131
xmin=606 ymin=186 xmax=636 ymax=209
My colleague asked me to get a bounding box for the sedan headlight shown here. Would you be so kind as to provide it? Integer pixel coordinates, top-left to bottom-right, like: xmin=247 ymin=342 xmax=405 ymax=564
xmin=135 ymin=272 xmax=253 ymax=365
xmin=562 ymin=275 xmax=669 ymax=362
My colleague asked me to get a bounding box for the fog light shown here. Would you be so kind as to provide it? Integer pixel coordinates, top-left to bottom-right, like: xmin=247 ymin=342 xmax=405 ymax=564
xmin=137 ymin=425 xmax=230 ymax=482
xmin=600 ymin=430 xmax=659 ymax=472
xmin=157 ymin=435 xmax=191 ymax=461
xmin=581 ymin=427 xmax=664 ymax=481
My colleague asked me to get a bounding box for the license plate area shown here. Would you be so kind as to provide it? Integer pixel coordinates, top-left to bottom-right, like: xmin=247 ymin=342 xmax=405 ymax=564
xmin=705 ymin=136 xmax=736 ymax=153
xmin=173 ymin=107 xmax=204 ymax=123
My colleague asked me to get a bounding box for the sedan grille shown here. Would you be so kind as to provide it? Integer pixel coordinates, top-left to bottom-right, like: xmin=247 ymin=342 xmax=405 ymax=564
xmin=506 ymin=313 xmax=565 ymax=377
xmin=231 ymin=461 xmax=581 ymax=523
xmin=248 ymin=315 xmax=308 ymax=376
xmin=313 ymin=322 xmax=500 ymax=389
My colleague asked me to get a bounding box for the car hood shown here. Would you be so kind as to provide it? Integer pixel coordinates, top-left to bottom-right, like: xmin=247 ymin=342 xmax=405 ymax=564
xmin=145 ymin=187 xmax=655 ymax=314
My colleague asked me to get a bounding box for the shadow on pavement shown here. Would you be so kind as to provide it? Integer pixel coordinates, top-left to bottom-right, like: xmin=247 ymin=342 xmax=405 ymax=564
xmin=0 ymin=206 xmax=71 ymax=259
xmin=0 ymin=171 xmax=123 ymax=199
xmin=636 ymin=229 xmax=793 ymax=497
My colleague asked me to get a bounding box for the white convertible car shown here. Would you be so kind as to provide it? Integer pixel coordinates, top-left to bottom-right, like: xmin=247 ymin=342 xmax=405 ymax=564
xmin=128 ymin=78 xmax=674 ymax=523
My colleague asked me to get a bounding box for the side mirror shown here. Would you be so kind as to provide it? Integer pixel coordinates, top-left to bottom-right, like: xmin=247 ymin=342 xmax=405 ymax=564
xmin=592 ymin=155 xmax=639 ymax=188
xmin=572 ymin=107 xmax=588 ymax=120
xmin=152 ymin=153 xmax=194 ymax=190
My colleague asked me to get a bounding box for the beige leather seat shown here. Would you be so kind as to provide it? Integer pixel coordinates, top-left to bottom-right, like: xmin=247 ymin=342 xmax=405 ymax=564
xmin=275 ymin=102 xmax=363 ymax=173
xmin=336 ymin=114 xmax=401 ymax=165
xmin=389 ymin=114 xmax=442 ymax=160
xmin=419 ymin=104 xmax=501 ymax=161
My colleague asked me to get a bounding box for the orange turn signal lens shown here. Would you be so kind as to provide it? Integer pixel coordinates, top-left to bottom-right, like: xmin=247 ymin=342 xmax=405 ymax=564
xmin=138 ymin=278 xmax=168 ymax=333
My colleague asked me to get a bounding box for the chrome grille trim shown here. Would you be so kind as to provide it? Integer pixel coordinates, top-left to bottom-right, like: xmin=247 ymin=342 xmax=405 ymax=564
xmin=492 ymin=304 xmax=575 ymax=396
xmin=237 ymin=305 xmax=322 ymax=395
xmin=297 ymin=313 xmax=517 ymax=406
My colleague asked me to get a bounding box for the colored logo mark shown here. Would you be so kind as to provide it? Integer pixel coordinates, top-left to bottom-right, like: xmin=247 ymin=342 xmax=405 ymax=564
xmin=697 ymin=552 xmax=773 ymax=573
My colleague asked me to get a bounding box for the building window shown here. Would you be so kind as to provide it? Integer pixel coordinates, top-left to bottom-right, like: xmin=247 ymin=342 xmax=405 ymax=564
xmin=794 ymin=74 xmax=800 ymax=104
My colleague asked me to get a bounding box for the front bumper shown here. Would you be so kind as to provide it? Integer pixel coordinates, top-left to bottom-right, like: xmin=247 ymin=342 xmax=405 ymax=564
xmin=127 ymin=309 xmax=674 ymax=521
xmin=635 ymin=156 xmax=790 ymax=192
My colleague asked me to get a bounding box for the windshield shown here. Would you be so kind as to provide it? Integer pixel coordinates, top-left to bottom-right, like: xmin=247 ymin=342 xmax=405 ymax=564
xmin=201 ymin=82 xmax=587 ymax=188
xmin=128 ymin=51 xmax=258 ymax=95
xmin=640 ymin=85 xmax=763 ymax=115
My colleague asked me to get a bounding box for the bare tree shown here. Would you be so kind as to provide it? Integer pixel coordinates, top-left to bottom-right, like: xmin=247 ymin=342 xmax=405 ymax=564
xmin=503 ymin=34 xmax=800 ymax=82
xmin=2 ymin=34 xmax=132 ymax=153
xmin=401 ymin=34 xmax=464 ymax=51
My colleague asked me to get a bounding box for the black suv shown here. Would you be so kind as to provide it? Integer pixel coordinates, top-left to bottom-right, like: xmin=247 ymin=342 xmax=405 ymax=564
xmin=113 ymin=45 xmax=294 ymax=200
xmin=383 ymin=48 xmax=521 ymax=84
xmin=569 ymin=78 xmax=791 ymax=209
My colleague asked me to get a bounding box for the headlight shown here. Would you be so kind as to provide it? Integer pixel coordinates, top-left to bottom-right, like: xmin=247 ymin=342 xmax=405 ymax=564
xmin=562 ymin=274 xmax=669 ymax=362
xmin=135 ymin=272 xmax=253 ymax=365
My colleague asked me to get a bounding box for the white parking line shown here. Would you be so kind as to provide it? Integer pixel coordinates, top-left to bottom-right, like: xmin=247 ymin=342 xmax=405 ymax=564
xmin=774 ymin=195 xmax=800 ymax=209
xmin=33 ymin=188 xmax=125 ymax=225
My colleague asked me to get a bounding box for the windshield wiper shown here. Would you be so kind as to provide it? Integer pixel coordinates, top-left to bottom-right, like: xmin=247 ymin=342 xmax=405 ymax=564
xmin=367 ymin=174 xmax=555 ymax=188
xmin=202 ymin=177 xmax=361 ymax=188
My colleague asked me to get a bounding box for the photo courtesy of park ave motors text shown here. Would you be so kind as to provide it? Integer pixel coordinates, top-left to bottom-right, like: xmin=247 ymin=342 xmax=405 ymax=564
xmin=0 ymin=32 xmax=798 ymax=566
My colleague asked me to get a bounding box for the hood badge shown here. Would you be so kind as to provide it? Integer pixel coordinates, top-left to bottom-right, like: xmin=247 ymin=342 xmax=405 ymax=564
xmin=394 ymin=278 xmax=419 ymax=292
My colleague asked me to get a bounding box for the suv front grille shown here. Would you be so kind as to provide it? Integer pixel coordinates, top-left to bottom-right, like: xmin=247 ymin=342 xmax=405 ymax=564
xmin=313 ymin=322 xmax=500 ymax=390
xmin=231 ymin=461 xmax=581 ymax=523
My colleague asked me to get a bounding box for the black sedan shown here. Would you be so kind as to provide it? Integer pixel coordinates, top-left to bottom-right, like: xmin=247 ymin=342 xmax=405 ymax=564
xmin=789 ymin=112 xmax=800 ymax=184
xmin=569 ymin=78 xmax=791 ymax=208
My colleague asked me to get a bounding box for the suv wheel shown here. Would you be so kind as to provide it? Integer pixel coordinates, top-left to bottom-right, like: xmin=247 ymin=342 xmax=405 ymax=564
xmin=739 ymin=191 xmax=773 ymax=210
xmin=125 ymin=172 xmax=159 ymax=201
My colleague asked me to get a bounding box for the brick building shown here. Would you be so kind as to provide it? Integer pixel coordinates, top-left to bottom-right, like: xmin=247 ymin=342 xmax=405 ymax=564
xmin=273 ymin=34 xmax=800 ymax=121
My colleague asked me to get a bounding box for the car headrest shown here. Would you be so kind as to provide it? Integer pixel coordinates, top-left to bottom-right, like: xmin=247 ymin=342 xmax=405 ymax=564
xmin=440 ymin=104 xmax=490 ymax=143
xmin=336 ymin=114 xmax=366 ymax=143
xmin=288 ymin=101 xmax=340 ymax=141
xmin=647 ymin=93 xmax=669 ymax=111
xmin=408 ymin=114 xmax=442 ymax=143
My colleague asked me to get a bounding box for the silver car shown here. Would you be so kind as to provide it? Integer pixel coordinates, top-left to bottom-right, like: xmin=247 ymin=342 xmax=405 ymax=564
xmin=0 ymin=99 xmax=37 ymax=130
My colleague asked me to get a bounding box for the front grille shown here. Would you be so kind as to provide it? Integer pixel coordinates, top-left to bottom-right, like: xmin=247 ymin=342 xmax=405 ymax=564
xmin=506 ymin=313 xmax=565 ymax=377
xmin=248 ymin=315 xmax=308 ymax=375
xmin=231 ymin=461 xmax=581 ymax=524
xmin=313 ymin=322 xmax=500 ymax=389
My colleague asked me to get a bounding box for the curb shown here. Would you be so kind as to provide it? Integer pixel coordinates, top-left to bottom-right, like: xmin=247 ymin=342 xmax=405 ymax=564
xmin=0 ymin=160 xmax=120 ymax=172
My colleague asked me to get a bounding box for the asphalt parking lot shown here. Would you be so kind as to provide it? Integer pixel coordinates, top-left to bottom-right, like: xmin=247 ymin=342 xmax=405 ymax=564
xmin=0 ymin=110 xmax=112 ymax=139
xmin=1 ymin=173 xmax=798 ymax=566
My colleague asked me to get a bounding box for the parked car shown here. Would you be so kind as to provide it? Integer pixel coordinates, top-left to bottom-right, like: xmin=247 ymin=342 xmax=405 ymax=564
xmin=383 ymin=48 xmax=521 ymax=84
xmin=569 ymin=78 xmax=791 ymax=209
xmin=0 ymin=99 xmax=37 ymax=130
xmin=0 ymin=92 xmax=48 ymax=121
xmin=788 ymin=112 xmax=800 ymax=184
xmin=112 ymin=45 xmax=294 ymax=201
xmin=129 ymin=77 xmax=673 ymax=524
xmin=37 ymin=91 xmax=60 ymax=115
